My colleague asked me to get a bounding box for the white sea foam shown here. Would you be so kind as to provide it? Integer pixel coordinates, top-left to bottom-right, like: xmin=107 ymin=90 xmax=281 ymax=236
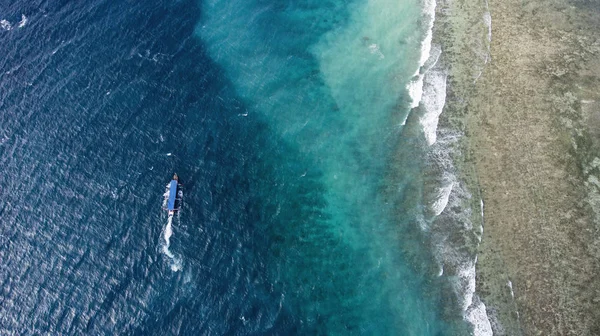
xmin=162 ymin=216 xmax=175 ymax=257
xmin=414 ymin=2 xmax=493 ymax=333
xmin=419 ymin=0 xmax=436 ymax=67
xmin=406 ymin=0 xmax=437 ymax=108
xmin=483 ymin=12 xmax=492 ymax=45
xmin=368 ymin=43 xmax=385 ymax=59
xmin=18 ymin=14 xmax=27 ymax=28
xmin=424 ymin=131 xmax=459 ymax=220
xmin=480 ymin=199 xmax=484 ymax=220
xmin=466 ymin=294 xmax=494 ymax=335
xmin=1 ymin=19 xmax=12 ymax=31
xmin=453 ymin=257 xmax=492 ymax=335
xmin=162 ymin=215 xmax=183 ymax=272
xmin=419 ymin=57 xmax=447 ymax=145
xmin=407 ymin=75 xmax=425 ymax=109
xmin=474 ymin=198 xmax=484 ymax=242
xmin=169 ymin=257 xmax=183 ymax=272
xmin=461 ymin=259 xmax=476 ymax=309
xmin=164 ymin=216 xmax=174 ymax=247
xmin=425 ymin=127 xmax=493 ymax=335
xmin=508 ymin=280 xmax=514 ymax=298
xmin=431 ymin=179 xmax=453 ymax=216
xmin=474 ymin=2 xmax=492 ymax=83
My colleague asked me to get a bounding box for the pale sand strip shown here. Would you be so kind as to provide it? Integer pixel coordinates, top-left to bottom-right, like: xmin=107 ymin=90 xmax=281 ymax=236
xmin=432 ymin=0 xmax=600 ymax=334
xmin=456 ymin=0 xmax=600 ymax=335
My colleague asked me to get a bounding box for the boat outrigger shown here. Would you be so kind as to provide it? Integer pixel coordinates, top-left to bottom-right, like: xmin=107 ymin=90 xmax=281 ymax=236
xmin=163 ymin=173 xmax=182 ymax=216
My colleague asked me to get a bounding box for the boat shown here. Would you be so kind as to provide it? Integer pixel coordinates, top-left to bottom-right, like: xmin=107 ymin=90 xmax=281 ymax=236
xmin=163 ymin=173 xmax=182 ymax=216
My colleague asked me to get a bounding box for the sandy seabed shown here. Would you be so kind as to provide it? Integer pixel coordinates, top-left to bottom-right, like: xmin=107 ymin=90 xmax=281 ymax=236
xmin=432 ymin=0 xmax=600 ymax=334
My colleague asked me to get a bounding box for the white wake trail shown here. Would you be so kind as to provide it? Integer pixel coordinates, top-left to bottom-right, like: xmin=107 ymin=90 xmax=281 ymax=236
xmin=161 ymin=215 xmax=183 ymax=272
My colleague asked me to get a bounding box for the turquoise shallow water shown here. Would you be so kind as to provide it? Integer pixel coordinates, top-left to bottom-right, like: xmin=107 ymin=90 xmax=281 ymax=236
xmin=198 ymin=0 xmax=455 ymax=334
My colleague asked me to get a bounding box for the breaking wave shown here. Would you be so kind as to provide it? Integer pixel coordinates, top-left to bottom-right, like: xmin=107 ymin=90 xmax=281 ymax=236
xmin=0 ymin=15 xmax=28 ymax=31
xmin=419 ymin=45 xmax=447 ymax=146
xmin=18 ymin=15 xmax=27 ymax=28
xmin=406 ymin=0 xmax=494 ymax=332
xmin=406 ymin=0 xmax=437 ymax=109
xmin=412 ymin=17 xmax=491 ymax=336
xmin=1 ymin=19 xmax=12 ymax=31
xmin=424 ymin=130 xmax=491 ymax=335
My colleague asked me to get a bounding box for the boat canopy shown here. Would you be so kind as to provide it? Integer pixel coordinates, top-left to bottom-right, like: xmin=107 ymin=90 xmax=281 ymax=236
xmin=167 ymin=180 xmax=178 ymax=210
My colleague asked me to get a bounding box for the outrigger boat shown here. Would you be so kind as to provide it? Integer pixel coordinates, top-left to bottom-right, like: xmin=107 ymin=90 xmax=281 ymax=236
xmin=163 ymin=173 xmax=182 ymax=216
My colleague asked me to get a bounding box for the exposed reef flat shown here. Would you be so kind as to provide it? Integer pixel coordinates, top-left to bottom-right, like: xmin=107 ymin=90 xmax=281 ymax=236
xmin=432 ymin=0 xmax=600 ymax=334
xmin=435 ymin=0 xmax=600 ymax=334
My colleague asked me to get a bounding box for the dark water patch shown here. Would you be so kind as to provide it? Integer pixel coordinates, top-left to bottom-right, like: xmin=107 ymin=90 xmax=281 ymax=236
xmin=0 ymin=0 xmax=302 ymax=334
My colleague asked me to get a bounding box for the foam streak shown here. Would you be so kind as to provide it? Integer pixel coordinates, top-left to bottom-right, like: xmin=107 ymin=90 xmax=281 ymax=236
xmin=406 ymin=0 xmax=437 ymax=108
xmin=162 ymin=215 xmax=182 ymax=272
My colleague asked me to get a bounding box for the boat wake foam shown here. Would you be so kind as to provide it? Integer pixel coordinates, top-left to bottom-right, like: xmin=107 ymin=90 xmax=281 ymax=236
xmin=162 ymin=215 xmax=183 ymax=272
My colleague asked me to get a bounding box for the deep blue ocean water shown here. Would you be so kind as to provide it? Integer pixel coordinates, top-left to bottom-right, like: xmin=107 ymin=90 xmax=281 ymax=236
xmin=0 ymin=0 xmax=479 ymax=334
